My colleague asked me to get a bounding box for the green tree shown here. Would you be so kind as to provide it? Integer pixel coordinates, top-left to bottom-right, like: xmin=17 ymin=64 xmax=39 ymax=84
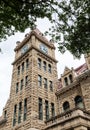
xmin=0 ymin=0 xmax=90 ymax=57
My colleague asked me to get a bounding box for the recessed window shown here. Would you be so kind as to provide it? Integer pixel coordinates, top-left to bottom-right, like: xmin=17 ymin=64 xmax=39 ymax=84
xmin=49 ymin=81 xmax=53 ymax=91
xmin=69 ymin=74 xmax=73 ymax=83
xmin=22 ymin=62 xmax=24 ymax=72
xmin=75 ymin=96 xmax=84 ymax=108
xmin=43 ymin=61 xmax=47 ymax=71
xmin=44 ymin=78 xmax=48 ymax=89
xmin=20 ymin=79 xmax=24 ymax=90
xmin=63 ymin=101 xmax=70 ymax=112
xmin=23 ymin=98 xmax=27 ymax=121
xmin=38 ymin=98 xmax=43 ymax=120
xmin=48 ymin=64 xmax=51 ymax=73
xmin=38 ymin=58 xmax=42 ymax=68
xmin=51 ymin=103 xmax=55 ymax=117
xmin=26 ymin=59 xmax=29 ymax=69
xmin=17 ymin=66 xmax=20 ymax=75
xmin=18 ymin=102 xmax=22 ymax=124
xmin=25 ymin=76 xmax=28 ymax=86
xmin=45 ymin=100 xmax=49 ymax=120
xmin=64 ymin=77 xmax=68 ymax=86
xmin=13 ymin=104 xmax=17 ymax=126
xmin=4 ymin=110 xmax=7 ymax=118
xmin=38 ymin=75 xmax=42 ymax=87
xmin=16 ymin=82 xmax=19 ymax=93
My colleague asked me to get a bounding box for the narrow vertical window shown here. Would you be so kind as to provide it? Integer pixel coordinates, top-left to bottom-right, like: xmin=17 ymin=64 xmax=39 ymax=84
xmin=38 ymin=75 xmax=42 ymax=87
xmin=13 ymin=104 xmax=17 ymax=126
xmin=16 ymin=82 xmax=19 ymax=93
xmin=44 ymin=78 xmax=48 ymax=89
xmin=22 ymin=62 xmax=24 ymax=72
xmin=18 ymin=102 xmax=22 ymax=123
xmin=23 ymin=98 xmax=27 ymax=121
xmin=45 ymin=100 xmax=49 ymax=120
xmin=17 ymin=66 xmax=20 ymax=75
xmin=20 ymin=79 xmax=24 ymax=90
xmin=51 ymin=103 xmax=55 ymax=117
xmin=43 ymin=61 xmax=47 ymax=71
xmin=69 ymin=74 xmax=73 ymax=83
xmin=64 ymin=77 xmax=68 ymax=86
xmin=48 ymin=64 xmax=51 ymax=73
xmin=38 ymin=98 xmax=43 ymax=120
xmin=25 ymin=76 xmax=28 ymax=86
xmin=38 ymin=58 xmax=41 ymax=68
xmin=49 ymin=81 xmax=53 ymax=91
xmin=4 ymin=110 xmax=7 ymax=118
xmin=26 ymin=59 xmax=29 ymax=69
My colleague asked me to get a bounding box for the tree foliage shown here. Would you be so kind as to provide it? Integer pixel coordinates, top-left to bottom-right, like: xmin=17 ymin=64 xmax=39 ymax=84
xmin=0 ymin=0 xmax=90 ymax=57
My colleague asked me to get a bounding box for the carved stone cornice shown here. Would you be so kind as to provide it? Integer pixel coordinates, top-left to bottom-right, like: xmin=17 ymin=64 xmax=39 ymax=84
xmin=12 ymin=45 xmax=58 ymax=65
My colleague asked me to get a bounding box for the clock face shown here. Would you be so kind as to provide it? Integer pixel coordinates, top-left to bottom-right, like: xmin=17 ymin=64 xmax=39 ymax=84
xmin=21 ymin=44 xmax=28 ymax=54
xmin=39 ymin=44 xmax=48 ymax=54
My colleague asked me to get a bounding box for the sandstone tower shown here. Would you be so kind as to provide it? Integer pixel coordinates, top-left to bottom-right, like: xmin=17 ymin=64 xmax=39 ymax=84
xmin=0 ymin=29 xmax=90 ymax=130
xmin=0 ymin=29 xmax=58 ymax=130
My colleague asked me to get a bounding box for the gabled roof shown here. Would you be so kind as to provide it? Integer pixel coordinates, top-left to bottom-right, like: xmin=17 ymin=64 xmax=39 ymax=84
xmin=14 ymin=28 xmax=55 ymax=51
xmin=62 ymin=66 xmax=71 ymax=76
xmin=75 ymin=63 xmax=88 ymax=75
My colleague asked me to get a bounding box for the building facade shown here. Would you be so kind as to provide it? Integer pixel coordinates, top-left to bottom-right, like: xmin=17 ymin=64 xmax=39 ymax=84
xmin=0 ymin=29 xmax=90 ymax=130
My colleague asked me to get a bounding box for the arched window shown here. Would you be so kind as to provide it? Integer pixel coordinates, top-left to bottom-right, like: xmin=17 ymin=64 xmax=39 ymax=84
xmin=63 ymin=101 xmax=70 ymax=112
xmin=64 ymin=77 xmax=68 ymax=86
xmin=48 ymin=64 xmax=51 ymax=73
xmin=69 ymin=74 xmax=73 ymax=83
xmin=74 ymin=96 xmax=84 ymax=108
xmin=43 ymin=61 xmax=47 ymax=71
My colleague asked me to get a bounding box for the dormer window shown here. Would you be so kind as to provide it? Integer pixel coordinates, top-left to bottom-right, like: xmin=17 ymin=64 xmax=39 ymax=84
xmin=69 ymin=74 xmax=73 ymax=83
xmin=64 ymin=77 xmax=68 ymax=86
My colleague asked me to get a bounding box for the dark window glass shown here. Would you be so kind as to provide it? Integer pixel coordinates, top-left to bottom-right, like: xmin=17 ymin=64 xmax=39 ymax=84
xmin=4 ymin=110 xmax=7 ymax=118
xmin=69 ymin=74 xmax=73 ymax=83
xmin=18 ymin=102 xmax=22 ymax=123
xmin=20 ymin=79 xmax=24 ymax=90
xmin=25 ymin=76 xmax=28 ymax=86
xmin=75 ymin=96 xmax=84 ymax=108
xmin=48 ymin=64 xmax=51 ymax=73
xmin=64 ymin=77 xmax=68 ymax=86
xmin=44 ymin=78 xmax=48 ymax=89
xmin=51 ymin=103 xmax=55 ymax=117
xmin=38 ymin=58 xmax=41 ymax=68
xmin=23 ymin=98 xmax=27 ymax=121
xmin=17 ymin=66 xmax=20 ymax=75
xmin=43 ymin=61 xmax=47 ymax=71
xmin=16 ymin=82 xmax=19 ymax=93
xmin=49 ymin=81 xmax=53 ymax=91
xmin=13 ymin=104 xmax=17 ymax=126
xmin=38 ymin=98 xmax=43 ymax=120
xmin=26 ymin=59 xmax=29 ymax=69
xmin=63 ymin=101 xmax=70 ymax=112
xmin=38 ymin=75 xmax=42 ymax=87
xmin=22 ymin=62 xmax=24 ymax=72
xmin=45 ymin=100 xmax=49 ymax=120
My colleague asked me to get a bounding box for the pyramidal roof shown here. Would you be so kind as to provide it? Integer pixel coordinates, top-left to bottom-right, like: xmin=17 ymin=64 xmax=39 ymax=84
xmin=15 ymin=28 xmax=55 ymax=51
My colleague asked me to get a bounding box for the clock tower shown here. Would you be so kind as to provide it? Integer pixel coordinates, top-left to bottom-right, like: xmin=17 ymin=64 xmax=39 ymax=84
xmin=1 ymin=29 xmax=58 ymax=130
